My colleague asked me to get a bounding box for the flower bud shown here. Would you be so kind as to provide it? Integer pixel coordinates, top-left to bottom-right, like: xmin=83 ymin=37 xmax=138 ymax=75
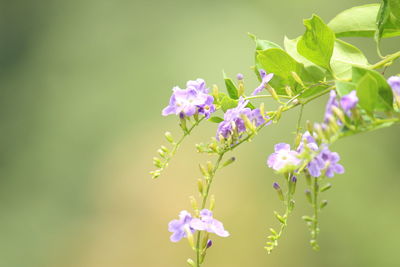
xmin=184 ymin=225 xmax=195 ymax=249
xmin=222 ymin=157 xmax=236 ymax=168
xmin=164 ymin=131 xmax=174 ymax=143
xmin=209 ymin=195 xmax=215 ymax=211
xmin=288 ymin=199 xmax=295 ymax=212
xmin=153 ymin=157 xmax=163 ymax=168
xmin=331 ymin=106 xmax=345 ymax=123
xmin=150 ymin=170 xmax=161 ymax=179
xmin=320 ymin=183 xmax=332 ymax=192
xmin=259 ymin=103 xmax=265 ymax=118
xmin=206 ymin=239 xmax=213 ymax=248
xmin=206 ymin=161 xmax=214 ymax=174
xmin=199 ymin=164 xmax=208 ymax=177
xmin=237 ymin=73 xmax=244 ymax=80
xmin=241 ymin=114 xmax=256 ymax=132
xmin=266 ymin=84 xmax=279 ymax=101
xmin=289 ymin=176 xmax=297 ymax=194
xmin=189 ymin=196 xmax=199 ymax=213
xmin=305 ymin=189 xmax=312 ymax=203
xmin=291 ymin=71 xmax=305 ymax=87
xmin=212 ymin=84 xmax=219 ymax=99
xmin=197 ymin=179 xmax=204 ymax=195
xmin=158 ymin=149 xmax=166 ymax=158
xmin=285 ymin=85 xmax=294 ymax=97
xmin=306 ymin=120 xmax=314 ymax=134
xmin=187 ymin=258 xmax=195 ymax=267
xmin=160 ymin=146 xmax=169 ymax=153
xmin=273 ymin=182 xmax=284 ymax=201
xmin=320 ymin=200 xmax=328 ymax=209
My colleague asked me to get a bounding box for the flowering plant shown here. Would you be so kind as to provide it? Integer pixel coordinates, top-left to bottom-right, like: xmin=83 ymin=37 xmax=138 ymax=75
xmin=150 ymin=1 xmax=400 ymax=266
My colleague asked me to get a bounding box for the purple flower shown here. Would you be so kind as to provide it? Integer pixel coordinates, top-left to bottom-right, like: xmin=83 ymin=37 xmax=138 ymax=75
xmin=237 ymin=73 xmax=244 ymax=80
xmin=190 ymin=209 xmax=229 ymax=237
xmin=306 ymin=145 xmax=344 ymax=178
xmin=340 ymin=90 xmax=358 ymax=116
xmin=252 ymin=69 xmax=274 ymax=96
xmin=319 ymin=145 xmax=345 ymax=178
xmin=388 ymin=76 xmax=400 ymax=96
xmin=162 ymin=79 xmax=215 ymax=118
xmin=217 ymin=97 xmax=268 ymax=139
xmin=168 ymin=210 xmax=194 ymax=242
xmin=324 ymin=90 xmax=339 ymax=123
xmin=267 ymin=143 xmax=301 ymax=172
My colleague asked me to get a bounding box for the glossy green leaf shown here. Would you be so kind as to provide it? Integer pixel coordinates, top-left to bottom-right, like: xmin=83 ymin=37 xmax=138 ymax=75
xmin=298 ymin=15 xmax=335 ymax=70
xmin=208 ymin=116 xmax=224 ymax=123
xmin=249 ymin=33 xmax=282 ymax=51
xmin=352 ymin=66 xmax=393 ymax=111
xmin=331 ymin=39 xmax=369 ymax=79
xmin=223 ymin=71 xmax=239 ymax=99
xmin=356 ymin=73 xmax=378 ymax=113
xmin=284 ymin=36 xmax=327 ymax=82
xmin=328 ymin=3 xmax=400 ymax=38
xmin=335 ymin=81 xmax=356 ymax=97
xmin=256 ymin=48 xmax=307 ymax=94
xmin=220 ymin=96 xmax=238 ymax=112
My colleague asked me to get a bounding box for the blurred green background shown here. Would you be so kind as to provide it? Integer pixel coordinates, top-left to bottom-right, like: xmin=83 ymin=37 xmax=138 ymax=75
xmin=1 ymin=0 xmax=399 ymax=266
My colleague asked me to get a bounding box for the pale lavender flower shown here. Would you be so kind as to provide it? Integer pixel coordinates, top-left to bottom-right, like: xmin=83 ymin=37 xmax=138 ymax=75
xmin=388 ymin=76 xmax=400 ymax=96
xmin=216 ymin=97 xmax=268 ymax=139
xmin=267 ymin=143 xmax=301 ymax=172
xmin=190 ymin=209 xmax=229 ymax=237
xmin=237 ymin=73 xmax=244 ymax=80
xmin=297 ymin=131 xmax=319 ymax=152
xmin=340 ymin=90 xmax=358 ymax=116
xmin=162 ymin=79 xmax=215 ymax=118
xmin=186 ymin=78 xmax=209 ymax=94
xmin=252 ymin=69 xmax=274 ymax=96
xmin=168 ymin=210 xmax=194 ymax=242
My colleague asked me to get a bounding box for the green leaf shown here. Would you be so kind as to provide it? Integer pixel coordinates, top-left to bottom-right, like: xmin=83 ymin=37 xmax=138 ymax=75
xmin=328 ymin=3 xmax=400 ymax=38
xmin=335 ymin=81 xmax=356 ymax=97
xmin=352 ymin=66 xmax=394 ymax=111
xmin=220 ymin=96 xmax=238 ymax=112
xmin=331 ymin=39 xmax=369 ymax=79
xmin=208 ymin=116 xmax=224 ymax=123
xmin=249 ymin=33 xmax=282 ymax=51
xmin=256 ymin=48 xmax=306 ymax=94
xmin=284 ymin=36 xmax=327 ymax=82
xmin=376 ymin=0 xmax=400 ymax=44
xmin=298 ymin=15 xmax=335 ymax=70
xmin=223 ymin=71 xmax=239 ymax=99
xmin=356 ymin=73 xmax=378 ymax=113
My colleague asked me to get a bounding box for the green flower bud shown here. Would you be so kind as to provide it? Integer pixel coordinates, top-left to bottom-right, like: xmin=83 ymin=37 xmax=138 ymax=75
xmin=164 ymin=131 xmax=174 ymax=143
xmin=320 ymin=183 xmax=332 ymax=192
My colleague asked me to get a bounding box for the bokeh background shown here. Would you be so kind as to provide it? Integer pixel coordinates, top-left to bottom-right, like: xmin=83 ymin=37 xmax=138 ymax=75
xmin=1 ymin=0 xmax=400 ymax=266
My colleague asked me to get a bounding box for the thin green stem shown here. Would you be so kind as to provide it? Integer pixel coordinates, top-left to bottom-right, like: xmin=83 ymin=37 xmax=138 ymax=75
xmin=195 ymin=153 xmax=225 ymax=267
xmin=369 ymin=51 xmax=400 ymax=70
xmin=310 ymin=177 xmax=320 ymax=250
xmin=245 ymin=94 xmax=292 ymax=100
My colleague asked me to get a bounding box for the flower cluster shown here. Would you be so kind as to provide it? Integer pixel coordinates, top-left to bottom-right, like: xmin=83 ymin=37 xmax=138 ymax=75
xmin=217 ymin=97 xmax=268 ymax=140
xmin=168 ymin=209 xmax=229 ymax=243
xmin=299 ymin=132 xmax=344 ymax=178
xmin=162 ymin=79 xmax=216 ymax=118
